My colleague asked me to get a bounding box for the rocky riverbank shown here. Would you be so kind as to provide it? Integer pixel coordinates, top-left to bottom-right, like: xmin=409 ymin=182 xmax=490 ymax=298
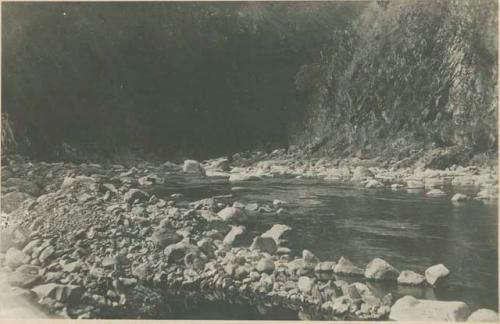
xmin=0 ymin=154 xmax=498 ymax=320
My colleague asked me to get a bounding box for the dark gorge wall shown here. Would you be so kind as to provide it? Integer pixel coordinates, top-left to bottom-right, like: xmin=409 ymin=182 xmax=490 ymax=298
xmin=299 ymin=0 xmax=498 ymax=166
xmin=2 ymin=2 xmax=363 ymax=161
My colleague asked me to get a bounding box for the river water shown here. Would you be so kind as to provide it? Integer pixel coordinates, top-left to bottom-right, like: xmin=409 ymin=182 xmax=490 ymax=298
xmin=152 ymin=175 xmax=498 ymax=318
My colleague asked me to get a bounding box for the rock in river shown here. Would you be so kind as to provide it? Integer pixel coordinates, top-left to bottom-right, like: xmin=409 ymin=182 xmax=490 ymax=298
xmin=451 ymin=193 xmax=469 ymax=202
xmin=364 ymin=258 xmax=399 ymax=280
xmin=397 ymin=270 xmax=425 ymax=285
xmin=256 ymin=257 xmax=275 ymax=274
xmin=250 ymin=236 xmax=277 ymax=254
xmin=333 ymin=256 xmax=364 ymax=276
xmin=467 ymin=309 xmax=499 ymax=322
xmin=425 ymin=264 xmax=450 ymax=286
xmin=261 ymin=224 xmax=291 ymax=244
xmin=298 ymin=276 xmax=314 ymax=294
xmin=426 ymin=188 xmax=446 ymax=197
xmin=223 ymin=225 xmax=247 ymax=246
xmin=218 ymin=207 xmax=246 ymax=222
xmin=389 ymin=295 xmax=470 ymax=321
xmin=183 ymin=160 xmax=205 ymax=175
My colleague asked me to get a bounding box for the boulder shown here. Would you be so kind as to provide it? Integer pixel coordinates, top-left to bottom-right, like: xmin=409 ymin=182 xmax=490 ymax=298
xmin=5 ymin=247 xmax=29 ymax=269
xmin=39 ymin=245 xmax=55 ymax=263
xmin=256 ymin=257 xmax=275 ymax=274
xmin=397 ymin=270 xmax=425 ymax=285
xmin=163 ymin=240 xmax=202 ymax=264
xmin=7 ymin=264 xmax=41 ymax=288
xmin=426 ymin=189 xmax=446 ymax=197
xmin=31 ymin=283 xmax=84 ymax=303
xmin=425 ymin=264 xmax=450 ymax=286
xmin=302 ymin=249 xmax=319 ymax=268
xmin=222 ymin=225 xmax=247 ymax=246
xmin=212 ymin=158 xmax=230 ymax=171
xmin=229 ymin=173 xmax=261 ymax=182
xmin=389 ymin=295 xmax=470 ymax=321
xmin=261 ymin=224 xmax=292 ymax=244
xmin=333 ymin=256 xmax=364 ymax=276
xmin=298 ymin=276 xmax=314 ymax=294
xmin=364 ymin=258 xmax=400 ymax=280
xmin=467 ymin=309 xmax=499 ymax=322
xmin=151 ymin=228 xmax=183 ymax=248
xmin=365 ymin=179 xmax=384 ymax=188
xmin=217 ymin=207 xmax=246 ymax=222
xmin=183 ymin=160 xmax=205 ymax=175
xmin=352 ymin=166 xmax=373 ymax=180
xmin=451 ymin=193 xmax=469 ymax=202
xmin=314 ymin=261 xmax=336 ymax=272
xmin=250 ymin=236 xmax=277 ymax=254
xmin=1 ymin=191 xmax=33 ymax=213
xmin=123 ymin=189 xmax=149 ymax=204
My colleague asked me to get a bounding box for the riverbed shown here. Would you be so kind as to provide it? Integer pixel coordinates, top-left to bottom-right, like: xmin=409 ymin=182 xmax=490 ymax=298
xmin=151 ymin=176 xmax=498 ymax=315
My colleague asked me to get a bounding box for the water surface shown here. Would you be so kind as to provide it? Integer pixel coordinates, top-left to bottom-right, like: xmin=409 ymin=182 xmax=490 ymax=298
xmin=153 ymin=176 xmax=498 ymax=314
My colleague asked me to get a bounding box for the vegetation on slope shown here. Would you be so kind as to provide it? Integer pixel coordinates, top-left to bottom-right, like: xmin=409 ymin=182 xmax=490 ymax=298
xmin=299 ymin=0 xmax=497 ymax=167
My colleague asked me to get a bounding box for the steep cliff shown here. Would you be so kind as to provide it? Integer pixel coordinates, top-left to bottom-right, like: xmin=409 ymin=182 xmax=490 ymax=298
xmin=298 ymin=0 xmax=497 ymax=167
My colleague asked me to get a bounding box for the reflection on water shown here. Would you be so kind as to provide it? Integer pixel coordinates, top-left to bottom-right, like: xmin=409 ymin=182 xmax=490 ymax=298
xmin=152 ymin=176 xmax=498 ymax=312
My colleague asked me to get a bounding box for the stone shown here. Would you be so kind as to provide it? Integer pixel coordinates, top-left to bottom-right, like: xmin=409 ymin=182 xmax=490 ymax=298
xmin=426 ymin=188 xmax=446 ymax=197
xmin=389 ymin=295 xmax=470 ymax=321
xmin=5 ymin=247 xmax=29 ymax=269
xmin=272 ymin=199 xmax=287 ymax=207
xmin=183 ymin=160 xmax=205 ymax=175
xmin=123 ymin=189 xmax=149 ymax=204
xmin=245 ymin=203 xmax=259 ymax=212
xmin=163 ymin=240 xmax=202 ymax=264
xmin=261 ymin=224 xmax=292 ymax=243
xmin=62 ymin=260 xmax=82 ymax=273
xmin=397 ymin=270 xmax=425 ymax=285
xmin=365 ymin=179 xmax=384 ymax=188
xmin=1 ymin=192 xmax=33 ymax=213
xmin=302 ymin=249 xmax=319 ymax=267
xmin=467 ymin=309 xmax=499 ymax=322
xmin=78 ymin=193 xmax=94 ymax=203
xmin=32 ymin=283 xmax=83 ymax=303
xmin=298 ymin=276 xmax=314 ymax=294
xmin=250 ymin=236 xmax=277 ymax=254
xmin=151 ymin=228 xmax=183 ymax=248
xmin=256 ymin=257 xmax=275 ymax=274
xmin=217 ymin=207 xmax=246 ymax=222
xmin=333 ymin=256 xmax=364 ymax=276
xmin=314 ymin=261 xmax=336 ymax=272
xmin=352 ymin=166 xmax=373 ymax=180
xmin=364 ymin=258 xmax=399 ymax=280
xmin=451 ymin=193 xmax=469 ymax=202
xmin=342 ymin=284 xmax=362 ymax=301
xmin=425 ymin=264 xmax=450 ymax=286
xmin=39 ymin=246 xmax=55 ymax=263
xmin=223 ymin=225 xmax=247 ymax=246
xmin=212 ymin=158 xmax=230 ymax=171
xmin=7 ymin=264 xmax=41 ymax=288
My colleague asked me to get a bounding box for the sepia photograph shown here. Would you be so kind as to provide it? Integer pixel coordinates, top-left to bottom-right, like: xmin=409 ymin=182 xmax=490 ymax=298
xmin=0 ymin=0 xmax=498 ymax=321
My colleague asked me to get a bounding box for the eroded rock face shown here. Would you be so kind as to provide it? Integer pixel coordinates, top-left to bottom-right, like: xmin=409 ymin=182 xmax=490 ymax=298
xmin=389 ymin=295 xmax=470 ymax=321
xmin=364 ymin=258 xmax=399 ymax=280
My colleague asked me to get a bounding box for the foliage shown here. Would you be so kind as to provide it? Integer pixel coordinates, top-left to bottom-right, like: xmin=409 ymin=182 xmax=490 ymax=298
xmin=300 ymin=0 xmax=497 ymax=160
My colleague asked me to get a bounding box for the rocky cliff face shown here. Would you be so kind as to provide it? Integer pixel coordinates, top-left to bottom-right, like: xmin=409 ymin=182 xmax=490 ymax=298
xmin=298 ymin=0 xmax=497 ymax=167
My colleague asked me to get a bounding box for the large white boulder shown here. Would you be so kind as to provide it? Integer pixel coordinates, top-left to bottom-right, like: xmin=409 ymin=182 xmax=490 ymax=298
xmin=389 ymin=295 xmax=470 ymax=321
xmin=183 ymin=160 xmax=205 ymax=175
xmin=467 ymin=308 xmax=499 ymax=322
xmin=425 ymin=264 xmax=450 ymax=286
